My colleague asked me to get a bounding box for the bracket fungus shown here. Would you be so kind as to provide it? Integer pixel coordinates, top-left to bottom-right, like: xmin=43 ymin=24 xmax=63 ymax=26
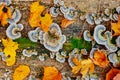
xmin=93 ymin=25 xmax=107 ymax=45
xmin=39 ymin=55 xmax=45 ymax=61
xmin=110 ymin=14 xmax=118 ymax=21
xmin=104 ymin=8 xmax=110 ymax=16
xmin=56 ymin=52 xmax=65 ymax=63
xmin=1 ymin=0 xmax=11 ymax=5
xmin=6 ymin=9 xmax=23 ymax=40
xmin=102 ymin=8 xmax=110 ymax=21
xmin=53 ymin=0 xmax=64 ymax=5
xmin=28 ymin=28 xmax=41 ymax=42
xmin=68 ymin=48 xmax=82 ymax=67
xmin=22 ymin=49 xmax=37 ymax=57
xmin=0 ymin=52 xmax=6 ymax=61
xmin=104 ymin=31 xmax=117 ymax=52
xmin=83 ymin=30 xmax=92 ymax=41
xmin=93 ymin=25 xmax=117 ymax=52
xmin=116 ymin=6 xmax=120 ymax=14
xmin=64 ymin=7 xmax=77 ymax=20
xmin=94 ymin=17 xmax=102 ymax=25
xmin=108 ymin=50 xmax=120 ymax=67
xmin=62 ymin=72 xmax=71 ymax=80
xmin=39 ymin=23 xmax=66 ymax=52
xmin=108 ymin=53 xmax=119 ymax=67
xmin=85 ymin=13 xmax=94 ymax=25
xmin=116 ymin=36 xmax=120 ymax=47
xmin=81 ymin=49 xmax=88 ymax=55
xmin=50 ymin=7 xmax=59 ymax=17
xmin=109 ymin=6 xmax=120 ymax=22
xmin=12 ymin=9 xmax=21 ymax=23
xmin=60 ymin=5 xmax=68 ymax=14
xmin=6 ymin=23 xmax=24 ymax=40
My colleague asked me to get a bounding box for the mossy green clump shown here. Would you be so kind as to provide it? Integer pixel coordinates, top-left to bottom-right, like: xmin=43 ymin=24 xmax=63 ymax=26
xmin=14 ymin=37 xmax=37 ymax=49
xmin=70 ymin=37 xmax=92 ymax=50
xmin=63 ymin=43 xmax=73 ymax=51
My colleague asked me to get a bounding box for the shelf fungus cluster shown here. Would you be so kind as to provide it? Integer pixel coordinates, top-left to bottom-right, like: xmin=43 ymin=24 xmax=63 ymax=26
xmin=1 ymin=0 xmax=120 ymax=80
xmin=22 ymin=49 xmax=37 ymax=57
xmin=84 ymin=25 xmax=117 ymax=52
xmin=50 ymin=0 xmax=77 ymax=20
xmin=55 ymin=51 xmax=66 ymax=63
xmin=80 ymin=6 xmax=120 ymax=25
xmin=108 ymin=50 xmax=120 ymax=67
xmin=28 ymin=27 xmax=41 ymax=42
xmin=40 ymin=23 xmax=66 ymax=52
xmin=29 ymin=23 xmax=66 ymax=52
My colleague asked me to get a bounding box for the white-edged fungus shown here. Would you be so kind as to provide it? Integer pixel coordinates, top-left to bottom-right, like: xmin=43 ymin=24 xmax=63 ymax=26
xmin=53 ymin=0 xmax=64 ymax=6
xmin=60 ymin=5 xmax=68 ymax=14
xmin=81 ymin=49 xmax=88 ymax=55
xmin=1 ymin=0 xmax=11 ymax=5
xmin=68 ymin=48 xmax=81 ymax=67
xmin=94 ymin=17 xmax=102 ymax=25
xmin=62 ymin=72 xmax=71 ymax=80
xmin=108 ymin=53 xmax=119 ymax=67
xmin=6 ymin=9 xmax=23 ymax=40
xmin=22 ymin=49 xmax=37 ymax=57
xmin=56 ymin=52 xmax=65 ymax=63
xmin=102 ymin=16 xmax=110 ymax=21
xmin=0 ymin=52 xmax=6 ymax=61
xmin=50 ymin=7 xmax=59 ymax=17
xmin=117 ymin=50 xmax=120 ymax=56
xmin=90 ymin=48 xmax=98 ymax=59
xmin=80 ymin=14 xmax=86 ymax=20
xmin=83 ymin=30 xmax=92 ymax=41
xmin=40 ymin=23 xmax=66 ymax=52
xmin=61 ymin=51 xmax=67 ymax=57
xmin=28 ymin=28 xmax=41 ymax=42
xmin=104 ymin=31 xmax=117 ymax=52
xmin=105 ymin=39 xmax=117 ymax=52
xmin=39 ymin=55 xmax=45 ymax=61
xmin=12 ymin=9 xmax=21 ymax=23
xmin=29 ymin=75 xmax=36 ymax=80
xmin=50 ymin=52 xmax=55 ymax=59
xmin=53 ymin=0 xmax=59 ymax=5
xmin=58 ymin=0 xmax=64 ymax=6
xmin=110 ymin=14 xmax=118 ymax=21
xmin=116 ymin=36 xmax=120 ymax=47
xmin=94 ymin=26 xmax=117 ymax=52
xmin=104 ymin=8 xmax=110 ymax=16
xmin=116 ymin=6 xmax=120 ymax=14
xmin=6 ymin=23 xmax=24 ymax=40
xmin=93 ymin=25 xmax=107 ymax=45
xmin=64 ymin=7 xmax=77 ymax=20
xmin=85 ymin=13 xmax=94 ymax=25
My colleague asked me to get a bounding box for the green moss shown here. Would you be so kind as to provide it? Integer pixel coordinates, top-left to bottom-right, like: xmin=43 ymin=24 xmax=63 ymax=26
xmin=63 ymin=43 xmax=73 ymax=51
xmin=14 ymin=37 xmax=37 ymax=49
xmin=111 ymin=36 xmax=117 ymax=44
xmin=70 ymin=37 xmax=92 ymax=50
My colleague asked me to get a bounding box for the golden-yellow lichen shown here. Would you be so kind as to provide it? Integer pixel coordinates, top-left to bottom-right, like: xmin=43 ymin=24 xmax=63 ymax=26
xmin=0 ymin=4 xmax=12 ymax=26
xmin=2 ymin=38 xmax=18 ymax=66
xmin=13 ymin=65 xmax=30 ymax=80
